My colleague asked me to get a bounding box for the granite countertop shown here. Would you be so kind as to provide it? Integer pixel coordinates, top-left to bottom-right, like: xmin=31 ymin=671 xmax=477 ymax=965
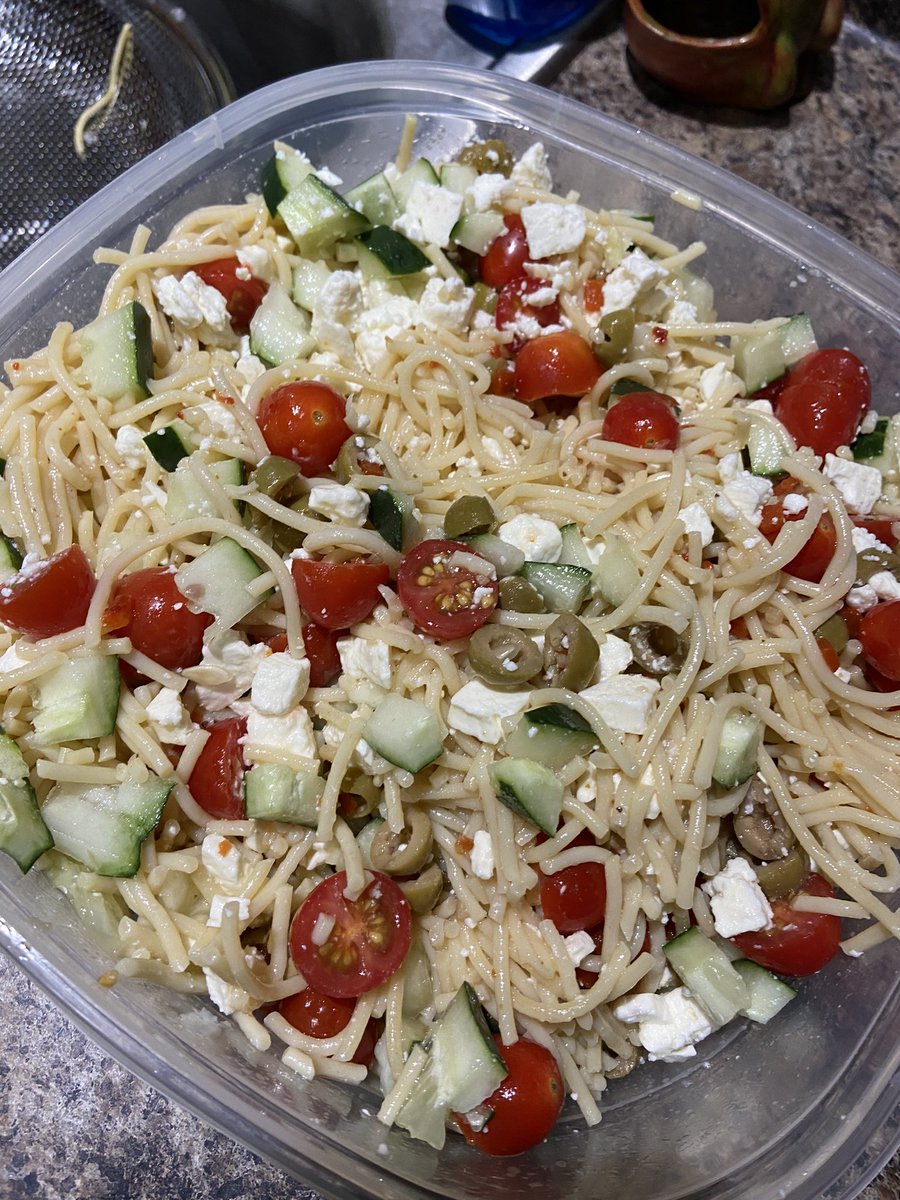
xmin=1 ymin=4 xmax=898 ymax=1198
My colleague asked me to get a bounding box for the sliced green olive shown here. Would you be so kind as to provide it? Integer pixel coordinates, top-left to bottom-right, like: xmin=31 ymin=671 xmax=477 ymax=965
xmin=543 ymin=614 xmax=600 ymax=690
xmin=457 ymin=139 xmax=514 ymax=177
xmin=755 ymin=846 xmax=808 ymax=900
xmin=628 ymin=623 xmax=688 ymax=677
xmin=473 ymin=282 xmax=497 ymax=316
xmin=251 ymin=455 xmax=303 ymax=501
xmin=333 ymin=434 xmax=385 ymax=484
xmin=732 ymin=778 xmax=796 ymax=862
xmin=444 ymin=495 xmax=496 ymax=539
xmin=370 ymin=808 xmax=433 ymax=875
xmin=397 ymin=862 xmax=445 ymax=915
xmin=815 ymin=612 xmax=850 ymax=654
xmin=469 ymin=625 xmax=543 ymax=687
xmin=856 ymin=548 xmax=900 ymax=583
xmin=498 ymin=575 xmax=545 ymax=613
xmin=338 ymin=772 xmax=381 ymax=820
xmin=594 ymin=309 xmax=635 ymax=368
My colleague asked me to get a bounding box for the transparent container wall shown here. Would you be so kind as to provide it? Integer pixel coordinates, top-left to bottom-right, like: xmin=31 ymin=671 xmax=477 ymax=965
xmin=0 ymin=63 xmax=898 ymax=1200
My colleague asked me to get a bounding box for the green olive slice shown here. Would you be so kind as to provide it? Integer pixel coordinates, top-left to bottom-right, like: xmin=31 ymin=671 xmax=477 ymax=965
xmin=333 ymin=434 xmax=385 ymax=484
xmin=444 ymin=495 xmax=496 ymax=539
xmin=543 ymin=614 xmax=600 ymax=690
xmin=594 ymin=309 xmax=635 ymax=367
xmin=732 ymin=778 xmax=796 ymax=862
xmin=338 ymin=772 xmax=380 ymax=820
xmin=754 ymin=846 xmax=808 ymax=901
xmin=397 ymin=862 xmax=445 ymax=914
xmin=457 ymin=139 xmax=514 ymax=177
xmin=856 ymin=548 xmax=900 ymax=583
xmin=370 ymin=808 xmax=433 ymax=875
xmin=251 ymin=455 xmax=303 ymax=501
xmin=469 ymin=625 xmax=543 ymax=687
xmin=498 ymin=576 xmax=545 ymax=613
xmin=628 ymin=623 xmax=688 ymax=677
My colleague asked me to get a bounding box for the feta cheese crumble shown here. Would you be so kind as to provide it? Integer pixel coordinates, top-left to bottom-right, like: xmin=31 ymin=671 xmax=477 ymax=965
xmin=520 ymin=202 xmax=586 ymax=259
xmin=470 ymin=830 xmax=495 ymax=880
xmin=823 ymin=454 xmax=883 ymax=514
xmin=447 ymin=681 xmax=532 ymax=744
xmin=307 ymin=482 xmax=370 ymax=525
xmin=578 ymin=676 xmax=661 ymax=735
xmin=250 ymin=652 xmax=311 ymax=715
xmin=701 ymin=857 xmax=773 ymax=938
xmin=497 ymin=514 xmax=562 ymax=563
xmin=154 ymin=272 xmax=231 ymax=332
xmin=613 ymin=987 xmax=714 ymax=1062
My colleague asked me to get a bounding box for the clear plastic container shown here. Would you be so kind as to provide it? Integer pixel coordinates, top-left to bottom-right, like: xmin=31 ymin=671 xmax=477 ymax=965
xmin=0 ymin=60 xmax=897 ymax=1200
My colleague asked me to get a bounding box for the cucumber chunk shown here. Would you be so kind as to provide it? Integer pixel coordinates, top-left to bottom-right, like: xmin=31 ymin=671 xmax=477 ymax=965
xmin=33 ymin=652 xmax=121 ymax=745
xmin=558 ymin=523 xmax=595 ymax=570
xmin=277 ymin=175 xmax=369 ymax=257
xmin=80 ymin=301 xmax=153 ymax=404
xmin=143 ymin=418 xmax=197 ymax=470
xmin=364 ymin=695 xmax=443 ymax=773
xmin=391 ymin=157 xmax=440 ymax=209
xmin=369 ymin=486 xmax=418 ymax=551
xmin=745 ymin=411 xmax=792 ymax=478
xmin=461 ymin=533 xmax=525 ymax=578
xmin=291 ymin=258 xmax=332 ymax=312
xmin=439 ymin=162 xmax=477 ymax=193
xmin=395 ymin=981 xmax=507 ymax=1149
xmin=664 ymin=926 xmax=750 ymax=1026
xmin=489 ymin=757 xmax=564 ymax=835
xmin=249 ymin=282 xmax=316 ymax=367
xmin=344 ymin=169 xmax=399 ymax=226
xmin=504 ymin=704 xmax=599 ymax=771
xmin=355 ymin=226 xmax=430 ymax=279
xmin=165 ymin=456 xmax=243 ymax=523
xmin=244 ymin=763 xmax=323 ymax=825
xmin=41 ymin=776 xmax=173 ymax=877
xmin=174 ymin=538 xmax=271 ymax=629
xmin=0 ymin=733 xmax=53 ymax=872
xmin=733 ymin=959 xmax=796 ymax=1023
xmin=261 ymin=149 xmax=316 ymax=215
xmin=520 ymin=561 xmax=592 ymax=614
xmin=731 ymin=314 xmax=817 ymax=394
xmin=0 ymin=534 xmax=22 ymax=583
xmin=593 ymin=532 xmax=640 ymax=608
xmin=711 ymin=709 xmax=760 ymax=788
xmin=451 ymin=212 xmax=505 ymax=255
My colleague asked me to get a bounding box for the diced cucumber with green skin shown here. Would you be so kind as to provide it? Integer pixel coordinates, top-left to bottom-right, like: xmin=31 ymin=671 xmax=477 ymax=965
xmin=746 ymin=411 xmax=792 ymax=478
xmin=80 ymin=301 xmax=153 ymax=404
xmin=0 ymin=534 xmax=22 ymax=583
xmin=248 ymin=282 xmax=316 ymax=367
xmin=451 ymin=211 xmax=505 ymax=255
xmin=520 ymin=561 xmax=592 ymax=614
xmin=244 ymin=763 xmax=323 ymax=825
xmin=364 ymin=695 xmax=443 ymax=773
xmin=439 ymin=162 xmax=477 ymax=193
xmin=40 ymin=776 xmax=173 ymax=877
xmin=391 ymin=157 xmax=440 ymax=209
xmin=143 ymin=418 xmax=197 ymax=470
xmin=260 ymin=150 xmax=316 ymax=215
xmin=489 ymin=757 xmax=564 ymax=835
xmin=344 ymin=170 xmax=399 ymax=226
xmin=355 ymin=226 xmax=430 ymax=279
xmin=0 ymin=733 xmax=53 ymax=872
xmin=731 ymin=314 xmax=817 ymax=394
xmin=610 ymin=378 xmax=655 ymax=398
xmin=369 ymin=486 xmax=418 ymax=551
xmin=174 ymin=537 xmax=270 ymax=629
xmin=165 ymin=456 xmax=243 ymax=523
xmin=779 ymin=313 xmax=817 ymax=365
xmin=504 ymin=704 xmax=600 ymax=771
xmin=395 ymin=981 xmax=507 ymax=1150
xmin=33 ymin=652 xmax=120 ymax=745
xmin=277 ymin=175 xmax=369 ymax=257
xmin=593 ymin=532 xmax=640 ymax=608
xmin=43 ymin=853 xmax=127 ymax=946
xmin=733 ymin=959 xmax=796 ymax=1023
xmin=664 ymin=926 xmax=751 ymax=1026
xmin=558 ymin=523 xmax=595 ymax=570
xmin=461 ymin=533 xmax=524 ymax=578
xmin=851 ymin=417 xmax=888 ymax=462
xmin=711 ymin=709 xmax=760 ymax=788
xmin=291 ymin=258 xmax=332 ymax=312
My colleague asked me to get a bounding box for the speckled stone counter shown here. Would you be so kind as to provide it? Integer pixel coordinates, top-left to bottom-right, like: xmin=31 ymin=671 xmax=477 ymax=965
xmin=1 ymin=4 xmax=898 ymax=1199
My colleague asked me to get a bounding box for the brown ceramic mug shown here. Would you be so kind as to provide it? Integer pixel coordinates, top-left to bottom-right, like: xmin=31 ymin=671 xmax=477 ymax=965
xmin=623 ymin=0 xmax=844 ymax=108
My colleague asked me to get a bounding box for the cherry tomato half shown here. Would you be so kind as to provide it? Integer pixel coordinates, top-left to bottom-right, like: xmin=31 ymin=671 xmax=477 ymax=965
xmin=775 ymin=348 xmax=870 ymax=456
xmin=495 ymin=277 xmax=561 ymax=350
xmin=193 ymin=258 xmax=267 ymax=335
xmin=257 ymin=382 xmax=351 ymax=476
xmin=538 ymin=831 xmax=607 ymax=934
xmin=0 ymin=545 xmax=96 ymax=639
xmin=759 ymin=481 xmax=837 ymax=583
xmin=601 ymin=392 xmax=680 ymax=451
xmin=574 ymin=923 xmax=651 ymax=989
xmin=107 ymin=566 xmax=212 ymax=670
xmin=478 ymin=214 xmax=532 ymax=289
xmin=514 ymin=330 xmax=601 ymax=405
xmin=278 ymin=987 xmax=379 ymax=1066
xmin=454 ymin=1036 xmax=564 ymax=1157
xmin=188 ymin=716 xmax=246 ymax=820
xmin=732 ymin=872 xmax=841 ymax=976
xmin=289 ymin=870 xmax=412 ymax=999
xmin=302 ymin=622 xmax=344 ymax=685
xmin=396 ymin=538 xmax=498 ymax=640
xmin=858 ymin=599 xmax=900 ymax=682
xmin=291 ymin=559 xmax=390 ymax=630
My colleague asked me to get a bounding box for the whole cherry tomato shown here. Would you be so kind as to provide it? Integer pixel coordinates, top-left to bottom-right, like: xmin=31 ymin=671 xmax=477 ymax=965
xmin=478 ymin=214 xmax=532 ymax=289
xmin=257 ymin=382 xmax=351 ymax=476
xmin=514 ymin=331 xmax=601 ymax=404
xmin=601 ymin=392 xmax=680 ymax=451
xmin=107 ymin=566 xmax=212 ymax=670
xmin=732 ymin=872 xmax=841 ymax=976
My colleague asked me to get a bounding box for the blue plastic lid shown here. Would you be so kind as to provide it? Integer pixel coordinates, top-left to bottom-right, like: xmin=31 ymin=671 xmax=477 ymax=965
xmin=445 ymin=0 xmax=602 ymax=52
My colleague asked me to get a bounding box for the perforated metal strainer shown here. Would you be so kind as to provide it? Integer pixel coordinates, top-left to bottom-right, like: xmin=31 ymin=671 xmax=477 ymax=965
xmin=0 ymin=0 xmax=234 ymax=269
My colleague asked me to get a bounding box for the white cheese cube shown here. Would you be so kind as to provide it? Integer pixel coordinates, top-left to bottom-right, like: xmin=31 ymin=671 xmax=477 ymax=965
xmin=417 ymin=275 xmax=474 ymax=334
xmin=520 ymin=202 xmax=586 ymax=259
xmin=497 ymin=514 xmax=562 ymax=563
xmin=144 ymin=686 xmax=195 ymax=745
xmin=447 ymin=681 xmax=532 ymax=744
xmin=395 ymin=182 xmax=463 ymax=249
xmin=244 ymin=705 xmax=318 ymax=762
xmin=869 ymin=570 xmax=900 ymax=601
xmin=337 ymin=636 xmax=392 ymax=690
xmin=470 ymin=830 xmax=495 ymax=880
xmin=236 ymin=243 xmax=271 ymax=280
xmin=701 ymin=857 xmax=773 ymax=938
xmin=206 ymin=895 xmax=251 ymax=929
xmin=564 ymin=930 xmax=596 ymax=967
xmin=782 ymin=493 xmax=808 ymax=515
xmin=250 ymin=652 xmax=311 ymax=715
xmin=203 ymin=968 xmax=252 ymax=1014
xmin=599 ymin=249 xmax=667 ymax=318
xmin=597 ymin=633 xmax=633 ymax=681
xmin=352 ymin=294 xmax=419 ymax=371
xmin=823 ymin=453 xmax=883 ymax=514
xmin=154 ymin=272 xmax=231 ymax=332
xmin=201 ymin=833 xmax=243 ymax=883
xmin=613 ymin=986 xmax=714 ymax=1062
xmin=716 ymin=471 xmax=773 ymax=527
xmin=114 ymin=424 xmax=147 ymax=471
xmin=188 ymin=631 xmax=270 ymax=711
xmin=509 ymin=142 xmax=553 ymax=191
xmin=311 ymin=269 xmax=362 ymax=361
xmin=698 ymin=362 xmax=743 ymax=405
xmin=677 ymin=502 xmax=715 ymax=547
xmin=466 ymin=172 xmax=509 ymax=212
xmin=578 ymin=676 xmax=660 ymax=735
xmin=307 ymin=482 xmax=369 ymax=526
xmin=851 ymin=525 xmax=892 ymax=555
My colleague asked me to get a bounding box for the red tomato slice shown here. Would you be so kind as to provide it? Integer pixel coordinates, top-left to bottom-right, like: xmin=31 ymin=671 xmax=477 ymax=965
xmin=454 ymin=1036 xmax=564 ymax=1157
xmin=302 ymin=622 xmax=344 ymax=685
xmin=478 ymin=214 xmax=532 ymax=289
xmin=759 ymin=480 xmax=837 ymax=583
xmin=495 ymin=276 xmax=561 ymax=350
xmin=853 ymin=516 xmax=899 ymax=550
xmin=582 ymin=277 xmax=604 ymax=313
xmin=0 ymin=545 xmax=95 ymax=638
xmin=107 ymin=566 xmax=212 ymax=670
xmin=858 ymin=599 xmax=900 ymax=681
xmin=257 ymin=382 xmax=351 ymax=476
xmin=514 ymin=330 xmax=601 ymax=404
xmin=731 ymin=872 xmax=841 ymax=976
xmin=538 ymin=830 xmax=607 ymax=934
xmin=291 ymin=559 xmax=389 ymax=631
xmin=188 ymin=716 xmax=246 ymax=820
xmin=775 ymin=348 xmax=870 ymax=456
xmin=396 ymin=538 xmax=498 ymax=640
xmin=815 ymin=637 xmax=841 ymax=673
xmin=193 ymin=258 xmax=267 ymax=335
xmin=278 ymin=987 xmax=379 ymax=1066
xmin=601 ymin=392 xmax=680 ymax=451
xmin=289 ymin=870 xmax=412 ymax=998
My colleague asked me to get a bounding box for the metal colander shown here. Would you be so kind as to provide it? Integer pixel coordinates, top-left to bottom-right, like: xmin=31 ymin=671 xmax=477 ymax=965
xmin=0 ymin=0 xmax=234 ymax=269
